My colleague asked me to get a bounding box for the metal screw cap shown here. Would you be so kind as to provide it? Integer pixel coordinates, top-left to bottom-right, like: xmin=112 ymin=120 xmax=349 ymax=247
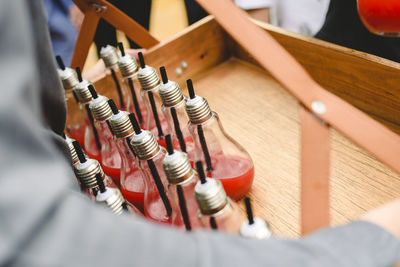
xmin=74 ymin=80 xmax=93 ymax=104
xmin=195 ymin=178 xmax=228 ymax=215
xmin=239 ymin=217 xmax=272 ymax=240
xmin=138 ymin=65 xmax=160 ymax=91
xmin=159 ymin=80 xmax=185 ymax=107
xmin=109 ymin=111 xmax=134 ymax=138
xmin=89 ymin=95 xmax=113 ymax=122
xmin=130 ymin=130 xmax=160 ymax=160
xmin=162 ymin=150 xmax=193 ymax=185
xmin=185 ymin=95 xmax=213 ymax=124
xmin=57 ymin=67 xmax=79 ymax=91
xmin=100 ymin=45 xmax=119 ymax=68
xmin=95 ymin=187 xmax=126 ymax=215
xmin=65 ymin=136 xmax=79 ymax=164
xmin=118 ymin=54 xmax=139 ymax=78
xmin=74 ymin=158 xmax=104 ymax=189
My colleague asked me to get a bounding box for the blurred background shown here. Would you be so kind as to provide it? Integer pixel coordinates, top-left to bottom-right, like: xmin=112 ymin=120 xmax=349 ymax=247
xmin=45 ymin=0 xmax=331 ymax=72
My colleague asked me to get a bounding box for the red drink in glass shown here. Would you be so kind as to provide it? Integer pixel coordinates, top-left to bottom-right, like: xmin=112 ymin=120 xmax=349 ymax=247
xmin=358 ymin=0 xmax=400 ymax=36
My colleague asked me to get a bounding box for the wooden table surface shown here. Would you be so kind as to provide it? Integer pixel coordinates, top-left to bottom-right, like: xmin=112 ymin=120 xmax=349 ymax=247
xmin=189 ymin=57 xmax=400 ymax=237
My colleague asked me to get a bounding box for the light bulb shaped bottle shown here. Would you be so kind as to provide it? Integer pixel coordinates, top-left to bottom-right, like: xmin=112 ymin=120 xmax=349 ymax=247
xmin=194 ymin=162 xmax=242 ymax=233
xmin=129 ymin=113 xmax=174 ymax=224
xmin=56 ymin=56 xmax=85 ymax=144
xmin=108 ymin=100 xmax=146 ymax=211
xmin=185 ymin=80 xmax=254 ymax=200
xmin=162 ymin=135 xmax=201 ymax=230
xmin=158 ymin=67 xmax=195 ymax=163
xmin=136 ymin=52 xmax=170 ymax=146
xmin=99 ymin=45 xmax=130 ymax=111
xmin=72 ymin=141 xmax=117 ymax=200
xmin=117 ymin=42 xmax=147 ymax=127
xmin=73 ymin=67 xmax=102 ymax=162
xmin=94 ymin=173 xmax=142 ymax=216
xmin=239 ymin=197 xmax=272 ymax=239
xmin=88 ymin=85 xmax=122 ymax=185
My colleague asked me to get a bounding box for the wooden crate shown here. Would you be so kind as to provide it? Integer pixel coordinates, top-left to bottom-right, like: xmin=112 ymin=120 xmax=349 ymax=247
xmin=90 ymin=16 xmax=400 ymax=237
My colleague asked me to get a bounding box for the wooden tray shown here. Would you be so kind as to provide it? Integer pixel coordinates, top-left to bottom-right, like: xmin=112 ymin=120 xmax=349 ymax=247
xmin=90 ymin=16 xmax=400 ymax=237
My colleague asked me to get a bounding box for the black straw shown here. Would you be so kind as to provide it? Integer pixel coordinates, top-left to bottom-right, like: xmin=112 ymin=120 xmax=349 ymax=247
xmin=148 ymin=91 xmax=164 ymax=138
xmin=106 ymin=120 xmax=113 ymax=134
xmin=56 ymin=55 xmax=65 ymax=70
xmin=118 ymin=42 xmax=125 ymax=57
xmin=244 ymin=197 xmax=255 ymax=225
xmin=196 ymin=161 xmax=207 ymax=184
xmin=186 ymin=79 xmax=195 ymax=99
xmin=126 ymin=136 xmax=137 ymax=157
xmin=129 ymin=113 xmax=142 ymax=135
xmin=138 ymin=52 xmax=145 ymax=68
xmin=171 ymin=107 xmax=186 ymax=152
xmin=197 ymin=125 xmax=213 ymax=171
xmin=110 ymin=68 xmax=125 ymax=109
xmin=122 ymin=202 xmax=129 ymax=211
xmin=85 ymin=104 xmax=101 ymax=150
xmin=165 ymin=134 xmax=174 ymax=155
xmin=108 ymin=99 xmax=119 ymax=115
xmin=72 ymin=90 xmax=80 ymax=104
xmin=147 ymin=159 xmax=172 ymax=217
xmin=75 ymin=67 xmax=83 ymax=82
xmin=95 ymin=173 xmax=106 ymax=193
xmin=88 ymin=84 xmax=98 ymax=99
xmin=210 ymin=217 xmax=218 ymax=230
xmin=160 ymin=66 xmax=168 ymax=84
xmin=177 ymin=185 xmax=192 ymax=231
xmin=72 ymin=140 xmax=86 ymax=163
xmin=128 ymin=77 xmax=143 ymax=124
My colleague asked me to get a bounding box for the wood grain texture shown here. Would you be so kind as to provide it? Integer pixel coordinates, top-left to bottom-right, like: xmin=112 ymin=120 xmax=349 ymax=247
xmin=230 ymin=20 xmax=400 ymax=136
xmin=93 ymin=17 xmax=229 ymax=93
xmin=189 ymin=58 xmax=400 ymax=237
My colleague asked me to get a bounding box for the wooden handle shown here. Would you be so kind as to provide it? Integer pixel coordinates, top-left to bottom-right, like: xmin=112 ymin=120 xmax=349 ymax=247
xmin=71 ymin=0 xmax=159 ymax=68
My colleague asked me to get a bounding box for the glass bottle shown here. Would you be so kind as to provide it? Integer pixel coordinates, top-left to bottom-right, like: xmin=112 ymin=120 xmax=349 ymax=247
xmin=72 ymin=141 xmax=117 ymax=200
xmin=117 ymin=42 xmax=147 ymax=128
xmin=55 ymin=56 xmax=85 ymax=144
xmin=130 ymin=117 xmax=175 ymax=225
xmin=194 ymin=171 xmax=242 ymax=233
xmin=357 ymin=0 xmax=400 ymax=36
xmin=158 ymin=67 xmax=195 ymax=163
xmin=136 ymin=52 xmax=170 ymax=146
xmin=72 ymin=68 xmax=103 ymax=162
xmin=100 ymin=45 xmax=131 ymax=111
xmin=108 ymin=102 xmax=146 ymax=211
xmin=185 ymin=80 xmax=254 ymax=200
xmin=88 ymin=86 xmax=121 ymax=186
xmin=239 ymin=197 xmax=272 ymax=239
xmin=94 ymin=172 xmax=142 ymax=216
xmin=162 ymin=135 xmax=201 ymax=230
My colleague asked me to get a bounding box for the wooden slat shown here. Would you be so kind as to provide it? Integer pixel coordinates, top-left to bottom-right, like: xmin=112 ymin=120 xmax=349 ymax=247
xmin=93 ymin=17 xmax=230 ymax=94
xmin=70 ymin=5 xmax=101 ymax=68
xmin=99 ymin=0 xmax=159 ymax=48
